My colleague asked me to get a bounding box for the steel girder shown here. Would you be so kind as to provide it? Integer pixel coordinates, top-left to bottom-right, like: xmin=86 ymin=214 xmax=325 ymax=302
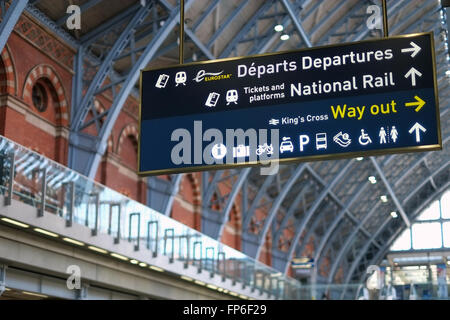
xmin=147 ymin=174 xmax=183 ymax=216
xmin=68 ymin=0 xmax=201 ymax=179
xmin=0 ymin=0 xmax=28 ymax=54
xmin=201 ymin=168 xmax=251 ymax=240
xmin=311 ymin=5 xmax=449 ymax=289
xmin=310 ymin=157 xmax=396 ymax=281
xmin=279 ymin=0 xmax=312 ymax=47
xmin=320 ymin=133 xmax=450 ymax=290
xmin=371 ymin=157 xmax=411 ymax=227
xmin=55 ymin=0 xmax=102 ymax=26
xmin=241 ymin=165 xmax=307 ymax=260
xmin=330 ymin=154 xmax=449 ymax=293
xmin=329 ymin=149 xmax=449 ymax=283
xmin=272 ymin=180 xmax=314 ymax=246
xmin=339 ymin=180 xmax=450 ymax=299
xmin=254 ymin=164 xmax=307 ymax=259
xmin=280 ymin=161 xmax=356 ymax=273
xmin=251 ymin=0 xmax=312 ymax=55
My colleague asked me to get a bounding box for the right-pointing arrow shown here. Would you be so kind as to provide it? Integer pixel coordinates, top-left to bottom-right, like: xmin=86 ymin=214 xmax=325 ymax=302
xmin=401 ymin=41 xmax=422 ymax=58
xmin=404 ymin=67 xmax=422 ymax=86
xmin=408 ymin=122 xmax=427 ymax=143
xmin=405 ymin=96 xmax=426 ymax=112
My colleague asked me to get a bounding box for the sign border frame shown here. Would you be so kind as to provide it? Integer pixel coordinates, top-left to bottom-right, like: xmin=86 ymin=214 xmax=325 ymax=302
xmin=137 ymin=31 xmax=442 ymax=176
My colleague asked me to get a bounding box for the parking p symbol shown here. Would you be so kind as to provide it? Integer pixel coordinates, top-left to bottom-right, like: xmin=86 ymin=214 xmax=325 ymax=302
xmin=299 ymin=135 xmax=310 ymax=152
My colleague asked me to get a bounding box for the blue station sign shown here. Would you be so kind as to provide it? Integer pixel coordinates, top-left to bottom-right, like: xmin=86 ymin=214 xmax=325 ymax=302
xmin=138 ymin=32 xmax=441 ymax=176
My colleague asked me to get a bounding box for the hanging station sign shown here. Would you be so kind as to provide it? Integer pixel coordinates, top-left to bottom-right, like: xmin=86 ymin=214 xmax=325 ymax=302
xmin=138 ymin=32 xmax=441 ymax=176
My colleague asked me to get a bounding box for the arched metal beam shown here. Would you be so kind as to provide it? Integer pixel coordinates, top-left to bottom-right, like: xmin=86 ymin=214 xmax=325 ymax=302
xmin=255 ymin=164 xmax=307 ymax=259
xmin=294 ymin=161 xmax=357 ymax=258
xmin=340 ymin=179 xmax=450 ymax=299
xmin=242 ymin=174 xmax=276 ymax=230
xmin=365 ymin=182 xmax=450 ymax=272
xmin=327 ymin=201 xmax=382 ymax=284
xmin=312 ymin=179 xmax=369 ymax=266
xmin=371 ymin=157 xmax=411 ymax=227
xmin=340 ymin=170 xmax=450 ymax=298
xmin=327 ymin=153 xmax=448 ymax=287
xmin=217 ymin=168 xmax=251 ymax=239
xmin=69 ymin=0 xmax=200 ymax=179
xmin=272 ymin=180 xmax=313 ymax=245
xmin=202 ymin=168 xmax=251 ymax=240
xmin=282 ymin=160 xmax=355 ymax=274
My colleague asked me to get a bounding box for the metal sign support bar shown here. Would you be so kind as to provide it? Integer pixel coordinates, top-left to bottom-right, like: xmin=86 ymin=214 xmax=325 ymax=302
xmin=382 ymin=0 xmax=389 ymax=37
xmin=179 ymin=0 xmax=184 ymax=64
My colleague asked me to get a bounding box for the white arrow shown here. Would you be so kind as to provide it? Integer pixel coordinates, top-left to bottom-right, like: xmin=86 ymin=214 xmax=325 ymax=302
xmin=401 ymin=41 xmax=422 ymax=58
xmin=404 ymin=67 xmax=422 ymax=86
xmin=408 ymin=122 xmax=427 ymax=143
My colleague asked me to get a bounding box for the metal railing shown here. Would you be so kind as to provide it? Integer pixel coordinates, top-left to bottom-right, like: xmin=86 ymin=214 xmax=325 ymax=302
xmin=0 ymin=134 xmax=303 ymax=299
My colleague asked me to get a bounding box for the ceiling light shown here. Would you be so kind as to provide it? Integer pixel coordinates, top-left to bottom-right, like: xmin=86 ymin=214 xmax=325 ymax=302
xmin=446 ymin=70 xmax=450 ymax=76
xmin=33 ymin=228 xmax=58 ymax=238
xmin=139 ymin=262 xmax=147 ymax=267
xmin=62 ymin=237 xmax=84 ymax=246
xmin=223 ymin=289 xmax=229 ymax=294
xmin=390 ymin=211 xmax=398 ymax=218
xmin=239 ymin=294 xmax=248 ymax=299
xmin=149 ymin=265 xmax=164 ymax=272
xmin=1 ymin=217 xmax=29 ymax=228
xmin=207 ymin=284 xmax=218 ymax=290
xmin=130 ymin=259 xmax=139 ymax=265
xmin=181 ymin=276 xmax=193 ymax=282
xmin=194 ymin=280 xmax=206 ymax=286
xmin=88 ymin=246 xmax=108 ymax=254
xmin=356 ymin=157 xmax=364 ymax=161
xmin=380 ymin=195 xmax=388 ymax=203
xmin=229 ymin=291 xmax=238 ymax=296
xmin=22 ymin=291 xmax=48 ymax=298
xmin=368 ymin=176 xmax=377 ymax=184
xmin=110 ymin=253 xmax=129 ymax=261
xmin=217 ymin=287 xmax=224 ymax=292
xmin=274 ymin=24 xmax=284 ymax=32
xmin=280 ymin=34 xmax=290 ymax=41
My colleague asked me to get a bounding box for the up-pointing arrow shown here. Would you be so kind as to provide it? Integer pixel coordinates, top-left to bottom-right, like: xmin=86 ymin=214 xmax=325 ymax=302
xmin=404 ymin=67 xmax=422 ymax=86
xmin=408 ymin=122 xmax=426 ymax=143
xmin=401 ymin=41 xmax=422 ymax=58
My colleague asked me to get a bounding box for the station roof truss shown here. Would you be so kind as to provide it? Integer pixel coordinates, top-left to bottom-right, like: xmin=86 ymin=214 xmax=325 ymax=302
xmin=17 ymin=0 xmax=450 ymax=297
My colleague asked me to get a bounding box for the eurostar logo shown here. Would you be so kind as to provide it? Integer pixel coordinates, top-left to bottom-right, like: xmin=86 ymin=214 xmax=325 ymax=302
xmin=193 ymin=70 xmax=232 ymax=82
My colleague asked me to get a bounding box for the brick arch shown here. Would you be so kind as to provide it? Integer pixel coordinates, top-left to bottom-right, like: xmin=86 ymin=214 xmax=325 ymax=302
xmin=0 ymin=45 xmax=17 ymax=95
xmin=185 ymin=173 xmax=201 ymax=206
xmin=116 ymin=124 xmax=139 ymax=154
xmin=22 ymin=64 xmax=69 ymax=126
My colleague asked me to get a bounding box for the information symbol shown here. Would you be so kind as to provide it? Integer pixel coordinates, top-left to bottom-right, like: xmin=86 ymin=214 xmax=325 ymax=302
xmin=212 ymin=144 xmax=227 ymax=160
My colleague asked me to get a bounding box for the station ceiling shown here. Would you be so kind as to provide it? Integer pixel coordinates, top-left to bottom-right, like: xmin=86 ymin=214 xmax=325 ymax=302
xmin=28 ymin=0 xmax=450 ymax=292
